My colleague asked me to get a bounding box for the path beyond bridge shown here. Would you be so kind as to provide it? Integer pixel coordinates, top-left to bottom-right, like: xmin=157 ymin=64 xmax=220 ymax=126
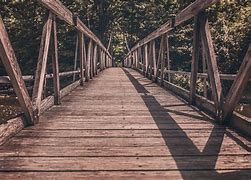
xmin=0 ymin=68 xmax=250 ymax=179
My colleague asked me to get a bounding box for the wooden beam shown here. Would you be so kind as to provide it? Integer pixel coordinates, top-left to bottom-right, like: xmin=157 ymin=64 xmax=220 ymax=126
xmin=166 ymin=35 xmax=171 ymax=82
xmin=93 ymin=44 xmax=98 ymax=75
xmin=160 ymin=35 xmax=167 ymax=86
xmin=152 ymin=40 xmax=157 ymax=79
xmin=32 ymin=13 xmax=53 ymax=114
xmin=0 ymin=17 xmax=34 ymax=125
xmin=78 ymin=32 xmax=84 ymax=86
xmin=200 ymin=13 xmax=223 ymax=119
xmin=51 ymin=16 xmax=60 ymax=105
xmin=144 ymin=44 xmax=148 ymax=77
xmin=223 ymin=44 xmax=251 ymax=121
xmin=156 ymin=36 xmax=165 ymax=80
xmin=148 ymin=42 xmax=153 ymax=79
xmin=86 ymin=40 xmax=92 ymax=81
xmin=189 ymin=15 xmax=201 ymax=105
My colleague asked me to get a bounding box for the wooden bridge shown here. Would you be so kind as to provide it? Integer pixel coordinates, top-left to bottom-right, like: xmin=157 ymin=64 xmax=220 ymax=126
xmin=0 ymin=0 xmax=250 ymax=179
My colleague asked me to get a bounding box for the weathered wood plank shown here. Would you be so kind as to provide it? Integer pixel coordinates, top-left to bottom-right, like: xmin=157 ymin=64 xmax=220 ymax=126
xmin=51 ymin=15 xmax=60 ymax=105
xmin=189 ymin=15 xmax=201 ymax=105
xmin=200 ymin=13 xmax=223 ymax=119
xmin=223 ymin=45 xmax=251 ymax=120
xmin=0 ymin=17 xmax=34 ymax=125
xmin=32 ymin=13 xmax=53 ymax=113
xmin=78 ymin=32 xmax=84 ymax=86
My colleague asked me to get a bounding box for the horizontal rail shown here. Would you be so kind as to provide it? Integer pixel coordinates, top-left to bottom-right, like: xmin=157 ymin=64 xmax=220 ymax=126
xmin=0 ymin=70 xmax=81 ymax=84
xmin=164 ymin=70 xmax=251 ymax=81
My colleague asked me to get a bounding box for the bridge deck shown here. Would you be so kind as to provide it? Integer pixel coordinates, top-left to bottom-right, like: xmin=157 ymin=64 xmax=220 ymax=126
xmin=0 ymin=68 xmax=250 ymax=179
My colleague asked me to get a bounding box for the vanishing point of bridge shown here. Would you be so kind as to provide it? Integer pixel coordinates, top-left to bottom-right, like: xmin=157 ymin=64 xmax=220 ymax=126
xmin=0 ymin=0 xmax=250 ymax=179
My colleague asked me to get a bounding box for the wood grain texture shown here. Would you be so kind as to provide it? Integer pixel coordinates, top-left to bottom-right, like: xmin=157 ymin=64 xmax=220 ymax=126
xmin=32 ymin=13 xmax=53 ymax=113
xmin=0 ymin=68 xmax=250 ymax=178
xmin=223 ymin=45 xmax=251 ymax=121
xmin=200 ymin=13 xmax=223 ymax=119
xmin=0 ymin=17 xmax=34 ymax=125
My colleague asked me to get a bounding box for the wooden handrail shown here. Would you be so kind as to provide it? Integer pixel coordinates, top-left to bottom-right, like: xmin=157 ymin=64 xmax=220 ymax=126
xmin=125 ymin=0 xmax=250 ymax=124
xmin=0 ymin=0 xmax=113 ymax=126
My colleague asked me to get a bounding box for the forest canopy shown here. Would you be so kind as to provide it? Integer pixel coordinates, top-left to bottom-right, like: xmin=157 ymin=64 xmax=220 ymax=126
xmin=0 ymin=0 xmax=250 ymax=75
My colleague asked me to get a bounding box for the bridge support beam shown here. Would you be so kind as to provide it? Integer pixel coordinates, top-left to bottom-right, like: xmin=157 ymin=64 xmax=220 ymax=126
xmin=0 ymin=17 xmax=35 ymax=125
xmin=51 ymin=15 xmax=61 ymax=104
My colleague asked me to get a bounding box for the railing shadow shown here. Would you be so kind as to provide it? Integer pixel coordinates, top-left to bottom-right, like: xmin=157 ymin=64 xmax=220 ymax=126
xmin=122 ymin=68 xmax=249 ymax=179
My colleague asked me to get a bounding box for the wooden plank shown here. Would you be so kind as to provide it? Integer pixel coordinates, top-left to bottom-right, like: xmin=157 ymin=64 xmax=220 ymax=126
xmin=200 ymin=13 xmax=223 ymax=119
xmin=0 ymin=17 xmax=34 ymax=125
xmin=223 ymin=45 xmax=251 ymax=121
xmin=78 ymin=32 xmax=84 ymax=86
xmin=0 ymin=117 xmax=24 ymax=146
xmin=32 ymin=13 xmax=53 ymax=114
xmin=0 ymin=155 xmax=250 ymax=171
xmin=59 ymin=80 xmax=81 ymax=99
xmin=40 ymin=95 xmax=54 ymax=114
xmin=51 ymin=16 xmax=60 ymax=105
xmin=189 ymin=15 xmax=201 ymax=105
xmin=0 ymin=171 xmax=251 ymax=179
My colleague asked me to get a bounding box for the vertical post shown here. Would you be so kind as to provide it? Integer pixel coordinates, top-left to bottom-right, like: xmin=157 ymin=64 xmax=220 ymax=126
xmin=166 ymin=35 xmax=171 ymax=82
xmin=160 ymin=35 xmax=166 ymax=86
xmin=189 ymin=15 xmax=201 ymax=105
xmin=93 ymin=44 xmax=98 ymax=75
xmin=51 ymin=16 xmax=60 ymax=105
xmin=78 ymin=32 xmax=84 ymax=86
xmin=144 ymin=44 xmax=148 ymax=77
xmin=73 ymin=35 xmax=78 ymax=82
xmin=149 ymin=41 xmax=153 ymax=79
xmin=86 ymin=40 xmax=92 ymax=81
xmin=152 ymin=40 xmax=157 ymax=81
xmin=202 ymin=48 xmax=208 ymax=98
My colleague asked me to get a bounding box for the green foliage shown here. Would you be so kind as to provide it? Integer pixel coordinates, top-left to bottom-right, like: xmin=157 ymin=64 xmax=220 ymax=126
xmin=0 ymin=0 xmax=249 ymax=75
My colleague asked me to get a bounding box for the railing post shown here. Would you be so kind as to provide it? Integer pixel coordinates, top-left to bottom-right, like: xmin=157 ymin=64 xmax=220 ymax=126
xmin=144 ymin=44 xmax=148 ymax=77
xmin=189 ymin=15 xmax=201 ymax=105
xmin=78 ymin=31 xmax=84 ymax=86
xmin=93 ymin=44 xmax=98 ymax=75
xmin=152 ymin=40 xmax=157 ymax=81
xmin=51 ymin=15 xmax=60 ymax=105
xmin=86 ymin=40 xmax=92 ymax=81
xmin=166 ymin=35 xmax=171 ymax=82
xmin=159 ymin=35 xmax=166 ymax=85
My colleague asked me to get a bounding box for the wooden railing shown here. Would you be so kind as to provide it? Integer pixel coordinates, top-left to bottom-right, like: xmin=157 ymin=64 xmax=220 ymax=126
xmin=0 ymin=0 xmax=112 ymax=128
xmin=124 ymin=0 xmax=251 ymax=127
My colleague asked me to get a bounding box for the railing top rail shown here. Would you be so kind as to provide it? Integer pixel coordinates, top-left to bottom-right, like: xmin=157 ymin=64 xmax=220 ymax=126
xmin=127 ymin=0 xmax=219 ymax=55
xmin=37 ymin=0 xmax=111 ymax=58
